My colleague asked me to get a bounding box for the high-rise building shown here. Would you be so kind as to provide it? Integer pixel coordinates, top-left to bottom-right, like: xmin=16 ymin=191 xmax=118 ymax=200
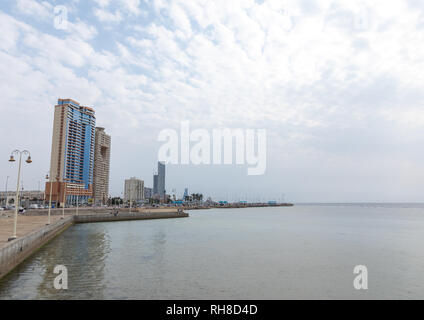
xmin=93 ymin=127 xmax=111 ymax=205
xmin=153 ymin=174 xmax=158 ymax=195
xmin=46 ymin=98 xmax=96 ymax=207
xmin=157 ymin=161 xmax=166 ymax=199
xmin=124 ymin=177 xmax=144 ymax=202
xmin=183 ymin=188 xmax=189 ymax=199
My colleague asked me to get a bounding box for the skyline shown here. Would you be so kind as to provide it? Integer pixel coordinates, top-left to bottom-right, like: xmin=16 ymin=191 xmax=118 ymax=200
xmin=1 ymin=0 xmax=424 ymax=202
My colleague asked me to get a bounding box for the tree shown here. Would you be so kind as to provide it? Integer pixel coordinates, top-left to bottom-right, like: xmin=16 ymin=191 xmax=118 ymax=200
xmin=109 ymin=197 xmax=123 ymax=206
xmin=149 ymin=198 xmax=159 ymax=205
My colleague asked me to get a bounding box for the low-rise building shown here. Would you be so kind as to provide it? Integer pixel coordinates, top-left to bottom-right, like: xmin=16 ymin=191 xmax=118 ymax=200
xmin=124 ymin=177 xmax=144 ymax=202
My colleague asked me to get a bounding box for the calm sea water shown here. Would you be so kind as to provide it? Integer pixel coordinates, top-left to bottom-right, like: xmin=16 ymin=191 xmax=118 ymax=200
xmin=1 ymin=204 xmax=424 ymax=299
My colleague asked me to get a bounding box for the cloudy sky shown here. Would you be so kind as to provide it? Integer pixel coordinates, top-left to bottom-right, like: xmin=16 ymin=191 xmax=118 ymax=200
xmin=0 ymin=0 xmax=423 ymax=202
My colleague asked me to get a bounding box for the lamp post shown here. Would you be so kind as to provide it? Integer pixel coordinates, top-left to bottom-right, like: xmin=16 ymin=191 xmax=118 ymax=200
xmin=38 ymin=180 xmax=41 ymax=207
xmin=4 ymin=176 xmax=9 ymax=207
xmin=45 ymin=173 xmax=57 ymax=225
xmin=76 ymin=183 xmax=82 ymax=216
xmin=62 ymin=181 xmax=66 ymax=219
xmin=8 ymin=150 xmax=32 ymax=241
xmin=43 ymin=177 xmax=46 ymax=208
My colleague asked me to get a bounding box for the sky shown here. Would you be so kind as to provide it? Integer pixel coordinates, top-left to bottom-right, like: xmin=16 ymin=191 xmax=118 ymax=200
xmin=0 ymin=0 xmax=423 ymax=203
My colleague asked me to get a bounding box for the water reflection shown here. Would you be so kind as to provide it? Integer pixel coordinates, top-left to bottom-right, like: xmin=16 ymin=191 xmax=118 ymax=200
xmin=0 ymin=224 xmax=111 ymax=300
xmin=150 ymin=230 xmax=166 ymax=298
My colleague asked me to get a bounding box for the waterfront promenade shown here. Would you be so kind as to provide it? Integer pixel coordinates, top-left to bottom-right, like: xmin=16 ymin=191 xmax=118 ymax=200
xmin=0 ymin=215 xmax=64 ymax=249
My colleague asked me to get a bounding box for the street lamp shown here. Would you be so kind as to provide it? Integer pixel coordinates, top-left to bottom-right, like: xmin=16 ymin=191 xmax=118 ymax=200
xmin=4 ymin=176 xmax=9 ymax=207
xmin=45 ymin=173 xmax=57 ymax=225
xmin=38 ymin=180 xmax=41 ymax=207
xmin=76 ymin=183 xmax=82 ymax=216
xmin=8 ymin=150 xmax=32 ymax=241
xmin=62 ymin=180 xmax=66 ymax=219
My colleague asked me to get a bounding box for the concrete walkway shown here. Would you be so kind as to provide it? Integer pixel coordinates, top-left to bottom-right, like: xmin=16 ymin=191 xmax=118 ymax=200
xmin=0 ymin=214 xmax=67 ymax=249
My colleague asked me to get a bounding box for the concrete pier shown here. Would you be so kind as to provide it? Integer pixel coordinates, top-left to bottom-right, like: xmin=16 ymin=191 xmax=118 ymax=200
xmin=0 ymin=210 xmax=188 ymax=280
xmin=74 ymin=211 xmax=188 ymax=223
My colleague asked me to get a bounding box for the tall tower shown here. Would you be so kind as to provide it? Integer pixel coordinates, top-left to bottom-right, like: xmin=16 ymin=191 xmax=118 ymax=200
xmin=157 ymin=161 xmax=166 ymax=199
xmin=46 ymin=98 xmax=96 ymax=207
xmin=93 ymin=127 xmax=111 ymax=205
xmin=153 ymin=174 xmax=158 ymax=196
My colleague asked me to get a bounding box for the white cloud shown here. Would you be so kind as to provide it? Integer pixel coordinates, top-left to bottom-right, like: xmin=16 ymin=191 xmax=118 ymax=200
xmin=2 ymin=0 xmax=424 ymax=200
xmin=119 ymin=0 xmax=144 ymax=16
xmin=93 ymin=0 xmax=146 ymax=23
xmin=66 ymin=20 xmax=98 ymax=40
xmin=92 ymin=0 xmax=111 ymax=8
xmin=15 ymin=0 xmax=52 ymax=20
xmin=94 ymin=8 xmax=123 ymax=23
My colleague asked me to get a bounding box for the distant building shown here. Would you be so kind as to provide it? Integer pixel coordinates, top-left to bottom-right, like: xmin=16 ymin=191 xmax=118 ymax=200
xmin=157 ymin=161 xmax=166 ymax=199
xmin=153 ymin=174 xmax=158 ymax=195
xmin=46 ymin=98 xmax=96 ymax=207
xmin=1 ymin=191 xmax=45 ymax=201
xmin=93 ymin=127 xmax=111 ymax=205
xmin=144 ymin=187 xmax=152 ymax=200
xmin=183 ymin=188 xmax=189 ymax=199
xmin=124 ymin=177 xmax=144 ymax=202
xmin=1 ymin=190 xmax=47 ymax=208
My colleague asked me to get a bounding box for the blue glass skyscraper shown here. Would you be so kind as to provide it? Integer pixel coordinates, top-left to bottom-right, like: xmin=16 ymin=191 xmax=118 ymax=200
xmin=46 ymin=98 xmax=96 ymax=207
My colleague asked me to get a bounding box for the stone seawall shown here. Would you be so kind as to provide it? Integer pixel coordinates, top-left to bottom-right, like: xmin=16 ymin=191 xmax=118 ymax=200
xmin=0 ymin=211 xmax=188 ymax=280
xmin=0 ymin=216 xmax=73 ymax=279
xmin=74 ymin=211 xmax=189 ymax=223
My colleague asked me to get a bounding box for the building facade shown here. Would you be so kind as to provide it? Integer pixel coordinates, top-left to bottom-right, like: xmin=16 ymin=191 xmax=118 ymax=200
xmin=46 ymin=98 xmax=96 ymax=207
xmin=124 ymin=177 xmax=144 ymax=203
xmin=157 ymin=161 xmax=166 ymax=199
xmin=153 ymin=174 xmax=158 ymax=195
xmin=144 ymin=187 xmax=152 ymax=200
xmin=93 ymin=127 xmax=111 ymax=205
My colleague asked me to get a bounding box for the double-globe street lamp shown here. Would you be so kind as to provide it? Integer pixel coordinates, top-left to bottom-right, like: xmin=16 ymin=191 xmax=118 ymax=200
xmin=8 ymin=150 xmax=32 ymax=241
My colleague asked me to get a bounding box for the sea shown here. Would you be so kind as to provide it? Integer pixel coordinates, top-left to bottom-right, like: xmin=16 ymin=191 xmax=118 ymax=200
xmin=1 ymin=204 xmax=424 ymax=299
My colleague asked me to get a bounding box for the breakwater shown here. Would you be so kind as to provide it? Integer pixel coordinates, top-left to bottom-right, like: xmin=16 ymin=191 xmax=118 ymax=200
xmin=182 ymin=203 xmax=294 ymax=210
xmin=74 ymin=211 xmax=188 ymax=223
